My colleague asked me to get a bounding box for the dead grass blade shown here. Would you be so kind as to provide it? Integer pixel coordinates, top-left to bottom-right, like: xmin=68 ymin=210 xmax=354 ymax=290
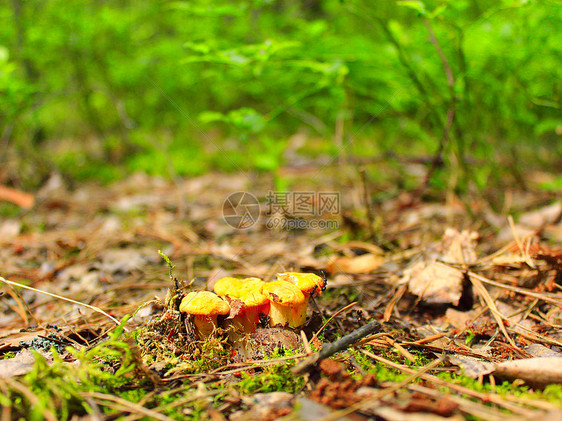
xmin=360 ymin=349 xmax=556 ymax=416
xmin=84 ymin=392 xmax=175 ymax=421
xmin=0 ymin=276 xmax=121 ymax=326
xmin=311 ymin=301 xmax=357 ymax=343
xmin=383 ymin=284 xmax=407 ymax=322
xmin=468 ymin=271 xmax=562 ymax=308
xmin=466 ymin=272 xmax=517 ymax=348
xmin=0 ymin=378 xmax=58 ymax=421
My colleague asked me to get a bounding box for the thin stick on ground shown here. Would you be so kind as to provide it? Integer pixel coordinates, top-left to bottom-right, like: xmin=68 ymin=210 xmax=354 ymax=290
xmin=464 ymin=270 xmax=518 ymax=348
xmin=0 ymin=276 xmax=121 ymax=326
xmin=292 ymin=319 xmax=381 ymax=374
xmin=311 ymin=301 xmax=357 ymax=344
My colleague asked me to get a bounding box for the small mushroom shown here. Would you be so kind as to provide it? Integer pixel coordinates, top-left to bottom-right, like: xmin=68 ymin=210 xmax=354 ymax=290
xmin=237 ymin=279 xmax=270 ymax=332
xmin=277 ymin=272 xmax=326 ymax=306
xmin=214 ymin=277 xmax=269 ymax=333
xmin=179 ymin=291 xmax=230 ymax=340
xmin=262 ymin=281 xmax=306 ymax=328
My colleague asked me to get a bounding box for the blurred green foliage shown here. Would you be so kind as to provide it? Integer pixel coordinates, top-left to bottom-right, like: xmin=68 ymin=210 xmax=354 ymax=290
xmin=0 ymin=0 xmax=560 ymax=187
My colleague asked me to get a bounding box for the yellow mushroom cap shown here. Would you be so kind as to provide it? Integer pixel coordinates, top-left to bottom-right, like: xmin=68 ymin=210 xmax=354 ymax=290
xmin=214 ymin=277 xmax=242 ymax=297
xmin=180 ymin=291 xmax=230 ymax=316
xmin=262 ymin=281 xmax=305 ymax=306
xmin=214 ymin=277 xmax=268 ymax=306
xmin=238 ymin=278 xmax=268 ymax=306
xmin=277 ymin=272 xmax=326 ymax=296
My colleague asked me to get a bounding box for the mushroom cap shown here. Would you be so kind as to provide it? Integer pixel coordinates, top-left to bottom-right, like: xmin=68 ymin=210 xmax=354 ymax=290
xmin=262 ymin=281 xmax=305 ymax=306
xmin=277 ymin=272 xmax=326 ymax=296
xmin=237 ymin=278 xmax=268 ymax=306
xmin=214 ymin=277 xmax=268 ymax=306
xmin=214 ymin=277 xmax=242 ymax=296
xmin=180 ymin=291 xmax=230 ymax=316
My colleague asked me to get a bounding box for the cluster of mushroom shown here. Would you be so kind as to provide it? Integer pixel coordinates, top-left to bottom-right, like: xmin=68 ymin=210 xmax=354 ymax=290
xmin=179 ymin=272 xmax=326 ymax=341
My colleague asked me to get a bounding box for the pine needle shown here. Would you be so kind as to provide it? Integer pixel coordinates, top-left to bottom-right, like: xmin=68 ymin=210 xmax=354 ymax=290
xmin=0 ymin=276 xmax=121 ymax=326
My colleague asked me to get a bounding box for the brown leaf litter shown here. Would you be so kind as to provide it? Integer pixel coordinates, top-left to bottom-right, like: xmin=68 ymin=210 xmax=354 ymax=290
xmin=1 ymin=170 xmax=561 ymax=420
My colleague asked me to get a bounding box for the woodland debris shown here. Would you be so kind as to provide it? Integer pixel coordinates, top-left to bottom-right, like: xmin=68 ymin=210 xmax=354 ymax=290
xmin=292 ymin=319 xmax=381 ymax=374
xmin=447 ymin=355 xmax=496 ymax=378
xmin=399 ymin=228 xmax=478 ymax=306
xmin=403 ymin=261 xmax=465 ymax=306
xmin=327 ymin=252 xmax=385 ymax=274
xmin=494 ymin=357 xmax=562 ymax=388
xmin=230 ymin=392 xmax=293 ymax=421
xmin=0 ymin=185 xmax=35 ymax=209
xmin=0 ymin=350 xmax=50 ymax=378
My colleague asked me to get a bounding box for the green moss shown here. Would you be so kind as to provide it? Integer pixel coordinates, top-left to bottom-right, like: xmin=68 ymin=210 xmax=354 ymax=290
xmin=0 ymin=202 xmax=20 ymax=218
xmin=237 ymin=363 xmax=305 ymax=395
xmin=1 ymin=318 xmax=138 ymax=420
xmin=351 ymin=346 xmax=562 ymax=409
xmin=435 ymin=370 xmax=562 ymax=405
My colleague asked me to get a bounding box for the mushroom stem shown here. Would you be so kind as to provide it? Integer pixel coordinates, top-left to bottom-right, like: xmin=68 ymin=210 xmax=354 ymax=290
xmin=243 ymin=302 xmax=270 ymax=330
xmin=269 ymin=302 xmax=306 ymax=328
xmin=193 ymin=315 xmax=218 ymax=339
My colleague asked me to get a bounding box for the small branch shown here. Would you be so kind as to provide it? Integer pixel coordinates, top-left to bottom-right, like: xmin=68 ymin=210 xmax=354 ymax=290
xmin=292 ymin=319 xmax=381 ymax=375
xmin=424 ymin=18 xmax=455 ymax=90
xmin=417 ymin=18 xmax=458 ymax=193
xmin=0 ymin=185 xmax=34 ymax=209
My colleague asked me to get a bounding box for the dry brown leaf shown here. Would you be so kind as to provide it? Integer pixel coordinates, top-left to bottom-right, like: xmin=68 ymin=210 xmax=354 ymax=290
xmin=444 ymin=308 xmax=481 ymax=331
xmin=402 ymin=261 xmax=464 ymax=306
xmin=326 ymin=253 xmax=385 ymax=274
xmin=231 ymin=392 xmax=293 ymax=421
xmin=441 ymin=228 xmax=479 ymax=264
xmin=519 ymin=202 xmax=562 ymax=228
xmin=525 ymin=344 xmax=562 ymax=358
xmin=0 ymin=350 xmax=51 ymax=378
xmin=494 ymin=357 xmax=562 ymax=388
xmin=447 ymin=355 xmax=496 ymax=379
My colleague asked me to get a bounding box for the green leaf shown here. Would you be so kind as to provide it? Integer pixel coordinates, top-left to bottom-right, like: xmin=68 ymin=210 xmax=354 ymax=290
xmin=397 ymin=0 xmax=427 ymax=16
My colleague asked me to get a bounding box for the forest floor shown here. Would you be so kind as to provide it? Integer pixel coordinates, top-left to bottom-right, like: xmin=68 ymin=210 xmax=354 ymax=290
xmin=0 ymin=163 xmax=561 ymax=420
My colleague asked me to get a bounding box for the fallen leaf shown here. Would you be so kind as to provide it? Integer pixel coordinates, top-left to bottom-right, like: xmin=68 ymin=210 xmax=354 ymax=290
xmin=447 ymin=355 xmax=496 ymax=379
xmin=295 ymin=397 xmax=355 ymax=421
xmin=0 ymin=350 xmax=52 ymax=378
xmin=444 ymin=308 xmax=480 ymax=331
xmin=494 ymin=357 xmax=562 ymax=388
xmin=441 ymin=228 xmax=478 ymax=265
xmin=231 ymin=392 xmax=293 ymax=421
xmin=327 ymin=253 xmax=385 ymax=274
xmin=525 ymin=344 xmax=562 ymax=358
xmin=402 ymin=261 xmax=465 ymax=306
xmin=519 ymin=202 xmax=562 ymax=228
